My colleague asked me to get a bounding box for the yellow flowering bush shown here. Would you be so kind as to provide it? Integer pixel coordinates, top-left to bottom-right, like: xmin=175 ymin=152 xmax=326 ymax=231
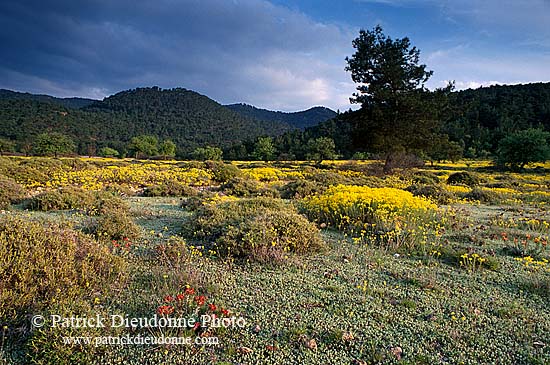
xmin=302 ymin=185 xmax=442 ymax=250
xmin=33 ymin=162 xmax=212 ymax=190
xmin=515 ymin=256 xmax=550 ymax=272
xmin=242 ymin=167 xmax=303 ymax=182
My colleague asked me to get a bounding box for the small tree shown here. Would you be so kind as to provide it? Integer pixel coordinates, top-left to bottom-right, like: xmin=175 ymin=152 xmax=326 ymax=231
xmin=192 ymin=146 xmax=223 ymax=161
xmin=128 ymin=135 xmax=158 ymax=159
xmin=253 ymin=136 xmax=276 ymax=161
xmin=98 ymin=147 xmax=120 ymax=158
xmin=0 ymin=138 xmax=16 ymax=156
xmin=33 ymin=132 xmax=75 ymax=157
xmin=159 ymin=140 xmax=177 ymax=159
xmin=305 ymin=137 xmax=337 ymax=163
xmin=496 ymin=128 xmax=550 ymax=170
xmin=427 ymin=135 xmax=463 ymax=164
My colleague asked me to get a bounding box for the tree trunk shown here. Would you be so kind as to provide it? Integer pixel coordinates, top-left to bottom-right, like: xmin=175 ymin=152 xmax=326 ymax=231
xmin=383 ymin=153 xmax=394 ymax=174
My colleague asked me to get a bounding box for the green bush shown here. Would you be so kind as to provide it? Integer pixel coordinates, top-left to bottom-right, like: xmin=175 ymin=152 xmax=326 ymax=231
xmin=0 ymin=175 xmax=26 ymax=209
xmin=279 ymin=179 xmax=325 ymax=199
xmin=143 ymin=180 xmax=198 ymax=197
xmin=410 ymin=170 xmax=440 ymax=185
xmin=0 ymin=217 xmax=126 ymax=324
xmin=28 ymin=187 xmax=96 ymax=211
xmin=207 ymin=161 xmax=242 ymax=183
xmin=406 ymin=184 xmax=455 ymax=204
xmin=98 ymin=147 xmax=120 ymax=158
xmin=446 ymin=171 xmax=480 ymax=186
xmin=221 ymin=177 xmax=279 ymax=198
xmin=90 ymin=199 xmax=140 ymax=241
xmin=182 ymin=198 xmax=324 ymax=261
xmin=27 ymin=187 xmax=125 ymax=214
xmin=463 ymin=188 xmax=498 ymax=204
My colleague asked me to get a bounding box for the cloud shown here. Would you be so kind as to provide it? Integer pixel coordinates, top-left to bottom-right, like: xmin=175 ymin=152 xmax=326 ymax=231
xmin=425 ymin=45 xmax=550 ymax=91
xmin=0 ymin=0 xmax=357 ymax=111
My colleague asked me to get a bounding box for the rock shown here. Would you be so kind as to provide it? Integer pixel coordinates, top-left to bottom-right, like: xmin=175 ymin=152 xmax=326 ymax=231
xmin=342 ymin=332 xmax=354 ymax=342
xmin=391 ymin=346 xmax=403 ymax=360
xmin=237 ymin=346 xmax=253 ymax=354
xmin=299 ymin=335 xmax=317 ymax=351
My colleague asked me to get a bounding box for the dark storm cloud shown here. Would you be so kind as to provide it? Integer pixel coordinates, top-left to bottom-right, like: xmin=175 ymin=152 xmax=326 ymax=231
xmin=0 ymin=0 xmax=356 ymax=110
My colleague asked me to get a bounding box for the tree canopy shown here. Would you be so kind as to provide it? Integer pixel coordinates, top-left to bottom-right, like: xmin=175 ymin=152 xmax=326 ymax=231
xmin=344 ymin=26 xmax=452 ymax=170
xmin=496 ymin=128 xmax=550 ymax=170
xmin=33 ymin=132 xmax=75 ymax=157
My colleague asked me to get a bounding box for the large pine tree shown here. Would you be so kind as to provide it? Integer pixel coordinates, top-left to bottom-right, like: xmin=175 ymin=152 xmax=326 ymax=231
xmin=345 ymin=25 xmax=452 ymax=171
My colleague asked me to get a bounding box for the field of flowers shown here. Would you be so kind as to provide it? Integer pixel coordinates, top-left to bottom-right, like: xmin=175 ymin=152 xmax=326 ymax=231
xmin=0 ymin=156 xmax=549 ymax=364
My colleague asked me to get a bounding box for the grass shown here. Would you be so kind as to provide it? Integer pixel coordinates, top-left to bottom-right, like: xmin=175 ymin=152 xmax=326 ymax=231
xmin=1 ymin=157 xmax=549 ymax=364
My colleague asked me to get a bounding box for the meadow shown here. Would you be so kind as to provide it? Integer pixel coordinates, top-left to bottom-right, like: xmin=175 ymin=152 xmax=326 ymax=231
xmin=0 ymin=156 xmax=549 ymax=364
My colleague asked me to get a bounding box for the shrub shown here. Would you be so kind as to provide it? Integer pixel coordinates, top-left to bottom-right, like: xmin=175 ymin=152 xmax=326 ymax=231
xmin=27 ymin=187 xmax=126 ymax=214
xmin=406 ymin=184 xmax=455 ymax=205
xmin=302 ymin=185 xmax=441 ymax=251
xmin=221 ymin=177 xmax=279 ymax=198
xmin=98 ymin=147 xmax=119 ymax=158
xmin=279 ymin=179 xmax=325 ymax=199
xmin=0 ymin=175 xmax=26 ymax=209
xmin=143 ymin=180 xmax=198 ymax=197
xmin=307 ymin=170 xmax=354 ymax=186
xmin=207 ymin=161 xmax=242 ymax=183
xmin=410 ymin=170 xmax=440 ymax=185
xmin=90 ymin=200 xmax=140 ymax=241
xmin=462 ymin=188 xmax=498 ymax=204
xmin=28 ymin=187 xmax=96 ymax=211
xmin=182 ymin=198 xmax=324 ymax=261
xmin=446 ymin=171 xmax=479 ymax=186
xmin=384 ymin=153 xmax=425 ymax=172
xmin=0 ymin=217 xmax=126 ymax=324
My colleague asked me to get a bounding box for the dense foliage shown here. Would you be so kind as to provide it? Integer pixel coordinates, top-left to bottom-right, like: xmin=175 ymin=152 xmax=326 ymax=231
xmin=226 ymin=103 xmax=337 ymax=129
xmin=0 ymin=87 xmax=292 ymax=157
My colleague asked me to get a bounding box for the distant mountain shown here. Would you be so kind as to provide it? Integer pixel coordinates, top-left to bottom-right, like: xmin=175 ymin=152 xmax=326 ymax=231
xmin=226 ymin=103 xmax=337 ymax=129
xmin=0 ymin=87 xmax=292 ymax=156
xmin=0 ymin=89 xmax=97 ymax=109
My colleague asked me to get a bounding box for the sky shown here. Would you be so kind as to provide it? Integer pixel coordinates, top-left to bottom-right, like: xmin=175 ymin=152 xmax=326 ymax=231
xmin=1 ymin=0 xmax=549 ymax=112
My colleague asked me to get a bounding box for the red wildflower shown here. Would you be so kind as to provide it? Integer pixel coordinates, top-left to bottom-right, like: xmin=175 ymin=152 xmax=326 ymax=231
xmin=184 ymin=287 xmax=195 ymax=295
xmin=164 ymin=295 xmax=174 ymax=302
xmin=194 ymin=295 xmax=206 ymax=306
xmin=220 ymin=308 xmax=229 ymax=316
xmin=208 ymin=303 xmax=217 ymax=311
xmin=176 ymin=293 xmax=185 ymax=301
xmin=193 ymin=322 xmax=201 ymax=331
xmin=157 ymin=305 xmax=174 ymax=315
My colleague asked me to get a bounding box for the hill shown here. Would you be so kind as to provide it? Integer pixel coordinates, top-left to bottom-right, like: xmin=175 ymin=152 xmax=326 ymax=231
xmin=0 ymin=87 xmax=293 ymax=156
xmin=226 ymin=103 xmax=337 ymax=129
xmin=444 ymin=82 xmax=550 ymax=156
xmin=0 ymin=89 xmax=97 ymax=109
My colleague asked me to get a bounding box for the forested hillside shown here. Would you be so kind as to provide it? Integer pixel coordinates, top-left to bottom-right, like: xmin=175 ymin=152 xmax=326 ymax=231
xmin=226 ymin=103 xmax=337 ymax=129
xmin=284 ymin=82 xmax=550 ymax=160
xmin=0 ymin=89 xmax=96 ymax=109
xmin=445 ymin=82 xmax=550 ymax=156
xmin=0 ymin=87 xmax=292 ymax=156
